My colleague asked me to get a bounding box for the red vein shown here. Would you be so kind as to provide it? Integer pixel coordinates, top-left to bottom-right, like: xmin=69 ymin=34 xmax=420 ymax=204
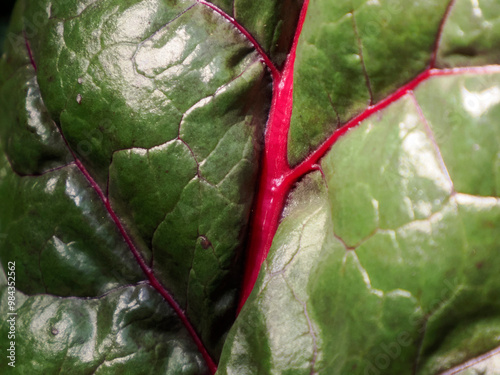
xmin=197 ymin=0 xmax=280 ymax=81
xmin=238 ymin=0 xmax=488 ymax=310
xmin=74 ymin=158 xmax=217 ymax=373
xmin=24 ymin=39 xmax=217 ymax=374
xmin=73 ymin=157 xmax=217 ymax=374
xmin=23 ymin=33 xmax=37 ymax=71
xmin=238 ymin=62 xmax=500 ymax=310
xmin=291 ymin=65 xmax=500 ymax=181
xmin=238 ymin=0 xmax=310 ymax=311
xmin=430 ymin=0 xmax=457 ymax=68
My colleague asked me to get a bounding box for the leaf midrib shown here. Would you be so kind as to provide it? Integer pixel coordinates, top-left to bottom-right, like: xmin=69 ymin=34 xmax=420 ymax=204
xmin=20 ymin=1 xmax=500 ymax=373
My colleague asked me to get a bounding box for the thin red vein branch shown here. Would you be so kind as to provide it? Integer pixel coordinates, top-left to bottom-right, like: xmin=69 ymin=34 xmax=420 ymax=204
xmin=23 ymin=33 xmax=37 ymax=71
xmin=430 ymin=0 xmax=457 ymax=68
xmin=351 ymin=11 xmax=373 ymax=104
xmin=73 ymin=159 xmax=217 ymax=374
xmin=291 ymin=65 xmax=500 ymax=181
xmin=73 ymin=160 xmax=217 ymax=373
xmin=197 ymin=0 xmax=280 ymax=81
xmin=24 ymin=38 xmax=217 ymax=375
xmin=239 ymin=62 xmax=500 ymax=310
xmin=238 ymin=0 xmax=310 ymax=311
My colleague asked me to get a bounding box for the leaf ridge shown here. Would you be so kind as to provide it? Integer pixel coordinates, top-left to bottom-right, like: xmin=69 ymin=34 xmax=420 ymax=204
xmin=282 ymin=276 xmax=319 ymax=375
xmin=333 ymin=194 xmax=454 ymax=254
xmin=351 ymin=9 xmax=373 ymax=105
xmin=409 ymin=92 xmax=455 ymax=191
xmin=440 ymin=344 xmax=500 ymax=375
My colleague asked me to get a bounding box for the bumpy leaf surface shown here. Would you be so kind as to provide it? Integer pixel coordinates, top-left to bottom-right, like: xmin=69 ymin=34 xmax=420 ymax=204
xmin=218 ymin=74 xmax=500 ymax=373
xmin=218 ymin=0 xmax=500 ymax=374
xmin=0 ymin=0 xmax=288 ymax=372
xmin=288 ymin=0 xmax=451 ymax=165
xmin=1 ymin=0 xmax=500 ymax=374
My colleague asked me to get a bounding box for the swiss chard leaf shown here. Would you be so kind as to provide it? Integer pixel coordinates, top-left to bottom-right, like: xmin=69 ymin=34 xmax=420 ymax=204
xmin=0 ymin=0 xmax=277 ymax=372
xmin=218 ymin=72 xmax=500 ymax=374
xmin=1 ymin=0 xmax=500 ymax=374
xmin=218 ymin=0 xmax=500 ymax=373
xmin=288 ymin=0 xmax=451 ymax=165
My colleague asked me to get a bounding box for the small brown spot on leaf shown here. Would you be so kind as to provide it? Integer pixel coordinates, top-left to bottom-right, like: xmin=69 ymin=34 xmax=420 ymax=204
xmin=199 ymin=235 xmax=211 ymax=250
xmin=485 ymin=221 xmax=495 ymax=229
xmin=476 ymin=262 xmax=484 ymax=269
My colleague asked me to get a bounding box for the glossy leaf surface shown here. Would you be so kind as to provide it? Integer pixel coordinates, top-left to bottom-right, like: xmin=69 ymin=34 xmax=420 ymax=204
xmin=218 ymin=72 xmax=500 ymax=374
xmin=0 ymin=277 xmax=207 ymax=374
xmin=0 ymin=0 xmax=271 ymax=371
xmin=288 ymin=0 xmax=450 ymax=165
xmin=206 ymin=0 xmax=304 ymax=66
xmin=1 ymin=0 xmax=500 ymax=373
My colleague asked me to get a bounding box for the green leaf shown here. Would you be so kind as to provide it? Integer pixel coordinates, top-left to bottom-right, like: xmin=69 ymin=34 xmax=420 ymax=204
xmin=2 ymin=0 xmax=500 ymax=373
xmin=218 ymin=72 xmax=500 ymax=374
xmin=0 ymin=0 xmax=271 ymax=371
xmin=436 ymin=0 xmax=500 ymax=68
xmin=288 ymin=0 xmax=450 ymax=165
xmin=207 ymin=0 xmax=304 ymax=66
xmin=0 ymin=276 xmax=208 ymax=374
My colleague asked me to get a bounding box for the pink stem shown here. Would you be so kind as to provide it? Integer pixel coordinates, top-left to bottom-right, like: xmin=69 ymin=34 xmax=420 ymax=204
xmin=239 ymin=62 xmax=500 ymax=309
xmin=238 ymin=0 xmax=310 ymax=311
